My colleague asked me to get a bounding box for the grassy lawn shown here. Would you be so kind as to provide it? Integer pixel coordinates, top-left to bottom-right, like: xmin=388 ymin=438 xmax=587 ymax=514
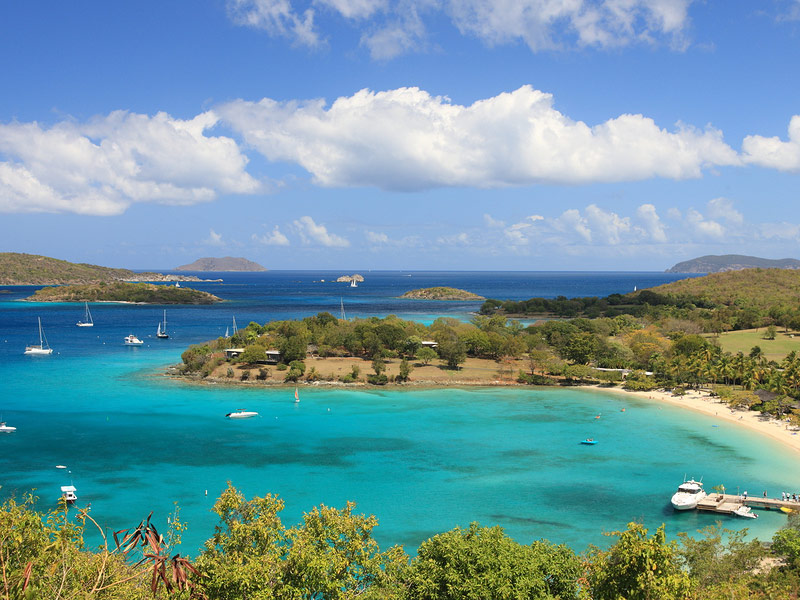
xmin=708 ymin=328 xmax=800 ymax=362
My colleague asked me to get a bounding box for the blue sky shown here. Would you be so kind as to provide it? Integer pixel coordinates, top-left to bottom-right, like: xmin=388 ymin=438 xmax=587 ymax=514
xmin=1 ymin=1 xmax=799 ymax=271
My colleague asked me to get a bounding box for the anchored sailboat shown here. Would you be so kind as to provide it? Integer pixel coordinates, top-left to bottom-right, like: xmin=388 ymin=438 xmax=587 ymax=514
xmin=24 ymin=317 xmax=53 ymax=355
xmin=156 ymin=310 xmax=169 ymax=339
xmin=76 ymin=302 xmax=93 ymax=327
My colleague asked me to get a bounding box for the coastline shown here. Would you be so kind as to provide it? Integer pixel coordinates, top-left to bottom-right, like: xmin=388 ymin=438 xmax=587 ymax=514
xmin=585 ymin=385 xmax=800 ymax=456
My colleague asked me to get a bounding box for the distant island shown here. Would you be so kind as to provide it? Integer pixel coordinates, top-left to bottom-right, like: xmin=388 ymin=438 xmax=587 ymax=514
xmin=0 ymin=252 xmax=210 ymax=285
xmin=336 ymin=274 xmax=364 ymax=283
xmin=176 ymin=257 xmax=267 ymax=272
xmin=666 ymin=254 xmax=800 ymax=273
xmin=400 ymin=287 xmax=484 ymax=301
xmin=26 ymin=282 xmax=222 ymax=304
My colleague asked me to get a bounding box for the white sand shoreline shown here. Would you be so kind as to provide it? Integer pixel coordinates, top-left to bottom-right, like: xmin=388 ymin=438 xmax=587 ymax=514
xmin=585 ymin=385 xmax=800 ymax=456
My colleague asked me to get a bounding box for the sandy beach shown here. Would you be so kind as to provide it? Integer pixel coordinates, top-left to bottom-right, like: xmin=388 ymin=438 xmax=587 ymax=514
xmin=588 ymin=385 xmax=800 ymax=455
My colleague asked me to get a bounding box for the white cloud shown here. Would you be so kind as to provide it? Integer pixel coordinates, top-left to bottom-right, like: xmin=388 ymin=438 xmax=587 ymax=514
xmin=207 ymin=229 xmax=224 ymax=246
xmin=742 ymin=115 xmax=800 ymax=172
xmin=218 ymin=85 xmax=739 ymax=191
xmin=437 ymin=232 xmax=470 ymax=245
xmin=553 ymin=209 xmax=593 ymax=242
xmin=706 ymin=197 xmax=743 ymax=225
xmin=227 ymin=0 xmax=321 ymax=47
xmin=293 ymin=215 xmax=350 ymax=246
xmin=635 ymin=203 xmax=667 ymax=242
xmin=228 ymin=0 xmax=695 ymax=57
xmin=686 ymin=208 xmax=724 ymax=239
xmin=483 ymin=213 xmax=506 ymax=228
xmin=584 ymin=204 xmax=630 ymax=244
xmin=0 ymin=110 xmax=260 ymax=215
xmin=365 ymin=230 xmax=389 ymax=243
xmin=252 ymin=225 xmax=290 ymax=245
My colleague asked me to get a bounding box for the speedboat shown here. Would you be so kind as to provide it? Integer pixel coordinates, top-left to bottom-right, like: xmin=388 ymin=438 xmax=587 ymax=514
xmin=670 ymin=478 xmax=707 ymax=510
xmin=124 ymin=334 xmax=143 ymax=346
xmin=580 ymin=439 xmax=597 ymax=445
xmin=226 ymin=410 xmax=258 ymax=419
xmin=0 ymin=422 xmax=16 ymax=433
xmin=734 ymin=505 xmax=757 ymax=519
xmin=60 ymin=485 xmax=77 ymax=504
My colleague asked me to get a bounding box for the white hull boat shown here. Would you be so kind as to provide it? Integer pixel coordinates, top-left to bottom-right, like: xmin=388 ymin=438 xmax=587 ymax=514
xmin=124 ymin=334 xmax=144 ymax=346
xmin=24 ymin=317 xmax=53 ymax=355
xmin=60 ymin=485 xmax=77 ymax=504
xmin=671 ymin=478 xmax=707 ymax=510
xmin=226 ymin=410 xmax=258 ymax=419
xmin=77 ymin=302 xmax=93 ymax=327
xmin=734 ymin=505 xmax=758 ymax=519
xmin=156 ymin=310 xmax=169 ymax=339
xmin=0 ymin=422 xmax=16 ymax=433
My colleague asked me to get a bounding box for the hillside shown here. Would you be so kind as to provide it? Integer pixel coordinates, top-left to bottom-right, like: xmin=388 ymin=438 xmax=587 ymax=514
xmin=640 ymin=268 xmax=800 ymax=312
xmin=176 ymin=257 xmax=267 ymax=271
xmin=26 ymin=282 xmax=222 ymax=304
xmin=400 ymin=287 xmax=484 ymax=300
xmin=666 ymin=254 xmax=800 ymax=273
xmin=0 ymin=252 xmax=206 ymax=285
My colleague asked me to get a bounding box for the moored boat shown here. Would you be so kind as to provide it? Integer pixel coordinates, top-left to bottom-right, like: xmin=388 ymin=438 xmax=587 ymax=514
xmin=671 ymin=478 xmax=707 ymax=510
xmin=0 ymin=422 xmax=17 ymax=433
xmin=24 ymin=317 xmax=53 ymax=355
xmin=734 ymin=505 xmax=758 ymax=519
xmin=226 ymin=410 xmax=258 ymax=419
xmin=124 ymin=334 xmax=144 ymax=346
xmin=60 ymin=485 xmax=77 ymax=504
xmin=77 ymin=302 xmax=94 ymax=327
xmin=580 ymin=439 xmax=597 ymax=445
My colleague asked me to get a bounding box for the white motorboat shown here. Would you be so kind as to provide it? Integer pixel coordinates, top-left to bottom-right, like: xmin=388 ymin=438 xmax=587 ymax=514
xmin=670 ymin=478 xmax=707 ymax=510
xmin=60 ymin=485 xmax=77 ymax=504
xmin=226 ymin=410 xmax=258 ymax=419
xmin=734 ymin=505 xmax=758 ymax=519
xmin=0 ymin=422 xmax=16 ymax=433
xmin=124 ymin=334 xmax=144 ymax=346
xmin=77 ymin=302 xmax=93 ymax=327
xmin=24 ymin=317 xmax=53 ymax=355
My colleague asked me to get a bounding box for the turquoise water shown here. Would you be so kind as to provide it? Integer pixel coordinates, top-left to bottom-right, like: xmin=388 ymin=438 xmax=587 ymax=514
xmin=2 ymin=345 xmax=798 ymax=554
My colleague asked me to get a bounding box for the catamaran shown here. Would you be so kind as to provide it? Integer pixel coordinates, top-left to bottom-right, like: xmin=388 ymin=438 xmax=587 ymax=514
xmin=76 ymin=302 xmax=93 ymax=327
xmin=24 ymin=318 xmax=53 ymax=355
xmin=156 ymin=310 xmax=169 ymax=339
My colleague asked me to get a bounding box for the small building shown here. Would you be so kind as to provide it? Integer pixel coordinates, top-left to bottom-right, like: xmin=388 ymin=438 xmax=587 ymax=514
xmin=421 ymin=340 xmax=438 ymax=349
xmin=265 ymin=350 xmax=282 ymax=364
xmin=225 ymin=348 xmax=245 ymax=359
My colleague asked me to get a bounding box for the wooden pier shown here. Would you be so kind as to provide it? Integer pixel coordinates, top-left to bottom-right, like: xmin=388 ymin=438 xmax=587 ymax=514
xmin=696 ymin=493 xmax=797 ymax=515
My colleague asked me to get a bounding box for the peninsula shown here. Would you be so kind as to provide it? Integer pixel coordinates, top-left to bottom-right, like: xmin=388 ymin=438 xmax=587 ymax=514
xmin=26 ymin=282 xmax=222 ymax=304
xmin=176 ymin=257 xmax=267 ymax=271
xmin=0 ymin=252 xmax=209 ymax=285
xmin=666 ymin=254 xmax=800 ymax=273
xmin=400 ymin=286 xmax=484 ymax=300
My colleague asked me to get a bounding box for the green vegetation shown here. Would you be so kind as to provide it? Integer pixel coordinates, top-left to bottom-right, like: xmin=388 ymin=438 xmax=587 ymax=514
xmin=27 ymin=282 xmax=221 ymax=304
xmin=712 ymin=328 xmax=800 ymax=362
xmin=0 ymin=252 xmax=134 ymax=285
xmin=667 ymin=254 xmax=800 ymax=273
xmin=400 ymin=286 xmax=485 ymax=300
xmin=5 ymin=487 xmax=800 ymax=599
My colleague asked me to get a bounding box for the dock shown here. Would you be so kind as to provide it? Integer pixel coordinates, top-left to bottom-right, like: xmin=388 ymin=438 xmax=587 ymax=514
xmin=696 ymin=494 xmax=798 ymax=515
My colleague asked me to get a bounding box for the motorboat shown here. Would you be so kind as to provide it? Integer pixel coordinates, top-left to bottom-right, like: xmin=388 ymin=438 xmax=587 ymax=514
xmin=60 ymin=485 xmax=77 ymax=504
xmin=124 ymin=334 xmax=144 ymax=346
xmin=670 ymin=478 xmax=707 ymax=510
xmin=0 ymin=422 xmax=16 ymax=433
xmin=226 ymin=410 xmax=258 ymax=419
xmin=77 ymin=302 xmax=93 ymax=327
xmin=24 ymin=317 xmax=53 ymax=355
xmin=580 ymin=439 xmax=597 ymax=445
xmin=734 ymin=505 xmax=757 ymax=519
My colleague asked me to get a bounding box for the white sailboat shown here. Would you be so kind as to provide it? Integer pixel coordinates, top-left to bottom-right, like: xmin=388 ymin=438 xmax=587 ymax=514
xmin=76 ymin=302 xmax=93 ymax=327
xmin=350 ymin=279 xmax=357 ymax=288
xmin=24 ymin=318 xmax=53 ymax=355
xmin=156 ymin=310 xmax=169 ymax=339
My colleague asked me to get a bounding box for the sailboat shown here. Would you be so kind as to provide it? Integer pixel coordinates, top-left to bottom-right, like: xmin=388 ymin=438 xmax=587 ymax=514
xmin=350 ymin=279 xmax=357 ymax=288
xmin=294 ymin=387 xmax=300 ymax=404
xmin=76 ymin=302 xmax=93 ymax=327
xmin=24 ymin=318 xmax=53 ymax=355
xmin=156 ymin=310 xmax=169 ymax=339
xmin=232 ymin=316 xmax=238 ymax=335
xmin=340 ymin=297 xmax=346 ymax=321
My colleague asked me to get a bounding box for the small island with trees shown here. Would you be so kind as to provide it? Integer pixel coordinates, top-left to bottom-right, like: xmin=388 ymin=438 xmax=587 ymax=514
xmin=176 ymin=256 xmax=267 ymax=271
xmin=400 ymin=287 xmax=485 ymax=300
xmin=26 ymin=281 xmax=222 ymax=304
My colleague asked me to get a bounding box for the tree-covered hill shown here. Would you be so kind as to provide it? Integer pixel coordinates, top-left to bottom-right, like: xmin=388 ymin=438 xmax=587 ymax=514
xmin=400 ymin=287 xmax=484 ymax=300
xmin=26 ymin=282 xmax=221 ymax=304
xmin=666 ymin=254 xmax=800 ymax=273
xmin=642 ymin=268 xmax=800 ymax=313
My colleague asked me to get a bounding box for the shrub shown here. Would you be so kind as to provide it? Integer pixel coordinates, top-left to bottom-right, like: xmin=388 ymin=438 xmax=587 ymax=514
xmin=226 ymin=367 xmax=234 ymax=378
xmin=367 ymin=374 xmax=389 ymax=385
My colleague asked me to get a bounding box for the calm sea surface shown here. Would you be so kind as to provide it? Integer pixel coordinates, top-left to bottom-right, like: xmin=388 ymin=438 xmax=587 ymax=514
xmin=1 ymin=271 xmax=797 ymax=554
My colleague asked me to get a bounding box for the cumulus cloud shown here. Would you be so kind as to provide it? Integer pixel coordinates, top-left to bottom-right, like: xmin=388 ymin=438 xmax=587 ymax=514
xmin=207 ymin=229 xmax=225 ymax=246
xmin=686 ymin=208 xmax=724 ymax=239
xmin=218 ymin=85 xmax=739 ymax=191
xmin=227 ymin=0 xmax=695 ymax=57
xmin=636 ymin=203 xmax=667 ymax=242
xmin=742 ymin=115 xmax=800 ymax=172
xmin=707 ymin=197 xmax=743 ymax=225
xmin=0 ymin=110 xmax=260 ymax=215
xmin=483 ymin=213 xmax=506 ymax=228
xmin=293 ymin=215 xmax=349 ymax=246
xmin=227 ymin=0 xmax=320 ymax=47
xmin=365 ymin=230 xmax=389 ymax=243
xmin=252 ymin=225 xmax=290 ymax=245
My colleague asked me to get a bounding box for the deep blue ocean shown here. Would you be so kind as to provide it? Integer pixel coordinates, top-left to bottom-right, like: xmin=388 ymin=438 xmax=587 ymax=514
xmin=2 ymin=271 xmax=797 ymax=555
